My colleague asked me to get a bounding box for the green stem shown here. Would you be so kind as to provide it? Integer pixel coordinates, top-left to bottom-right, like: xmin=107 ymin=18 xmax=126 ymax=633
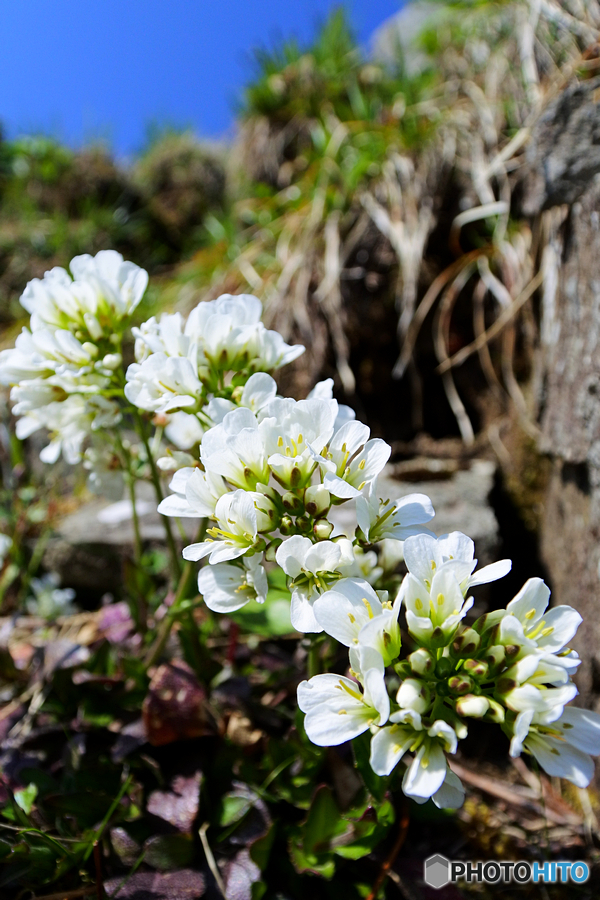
xmin=134 ymin=411 xmax=181 ymax=581
xmin=144 ymin=518 xmax=207 ymax=668
xmin=115 ymin=432 xmax=142 ymax=565
xmin=126 ymin=468 xmax=143 ymax=566
xmin=308 ymin=637 xmax=321 ymax=678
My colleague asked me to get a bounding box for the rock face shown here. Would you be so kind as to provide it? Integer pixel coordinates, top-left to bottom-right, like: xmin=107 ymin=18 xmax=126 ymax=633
xmin=43 ymin=482 xmax=195 ymax=597
xmin=520 ymin=76 xmax=600 ymax=708
xmin=536 ymin=182 xmax=600 ymax=708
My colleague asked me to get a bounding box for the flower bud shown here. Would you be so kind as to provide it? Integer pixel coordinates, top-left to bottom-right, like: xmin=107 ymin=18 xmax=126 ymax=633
xmin=295 ymin=515 xmax=312 ymax=534
xmin=408 ymin=648 xmax=435 ymax=676
xmin=397 ymin=678 xmax=432 ymax=714
xmin=279 ymin=515 xmax=294 ymax=536
xmin=496 ymin=676 xmax=517 ymax=694
xmin=304 ymin=484 xmax=331 ymax=516
xmin=484 ymin=698 xmax=505 ymax=723
xmin=282 ymin=491 xmax=304 ymax=515
xmin=452 ymin=628 xmax=480 ymax=657
xmin=430 ymin=626 xmax=449 ymax=649
xmin=253 ymin=494 xmax=279 ymax=532
xmin=82 ymin=341 xmax=99 ymax=358
xmin=264 ymin=538 xmax=283 ymax=562
xmin=435 ymin=657 xmax=454 ymax=679
xmin=504 ymin=644 xmax=520 ymax=660
xmin=102 ymin=353 xmax=122 ymax=370
xmin=256 ymin=483 xmax=280 ymax=504
xmin=455 ymin=694 xmax=490 ymax=718
xmin=313 ymin=519 xmax=334 ymax=541
xmin=463 ymin=658 xmax=488 ymax=680
xmin=483 ymin=645 xmax=506 ymax=670
xmin=394 ymin=660 xmax=412 ymax=678
xmin=473 ymin=610 xmax=505 ymax=634
xmin=448 ymin=675 xmax=474 ymax=696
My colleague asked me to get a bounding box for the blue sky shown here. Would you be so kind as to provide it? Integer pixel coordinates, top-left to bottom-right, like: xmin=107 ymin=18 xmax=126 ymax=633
xmin=1 ymin=1 xmax=401 ymax=157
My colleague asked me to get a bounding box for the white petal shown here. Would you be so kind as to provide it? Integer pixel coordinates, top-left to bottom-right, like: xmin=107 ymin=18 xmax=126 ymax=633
xmin=370 ymin=725 xmax=413 ymax=776
xmin=469 ymin=558 xmax=511 ymax=586
xmin=290 ymin=589 xmax=323 ymax=633
xmin=402 ymin=742 xmax=447 ymax=799
xmin=506 ymin=577 xmax=550 ymax=624
xmin=526 ymin=733 xmax=594 ymax=787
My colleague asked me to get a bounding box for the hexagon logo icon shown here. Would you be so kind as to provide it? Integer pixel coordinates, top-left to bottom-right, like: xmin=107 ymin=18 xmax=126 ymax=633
xmin=424 ymin=854 xmax=451 ymax=889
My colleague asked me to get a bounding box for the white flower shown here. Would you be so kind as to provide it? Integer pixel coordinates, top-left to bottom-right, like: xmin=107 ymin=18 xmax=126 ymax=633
xmin=260 ymin=397 xmax=338 ymax=489
xmin=356 ymin=483 xmax=435 ymax=543
xmin=17 ymin=394 xmax=120 ymax=464
xmin=21 ymin=250 xmax=147 ymax=334
xmin=200 ymin=407 xmax=270 ymax=489
xmin=498 ymin=654 xmax=578 ymax=716
xmin=205 ymin=372 xmax=278 ymax=426
xmin=313 ymin=578 xmax=401 ymax=665
xmin=313 ymin=421 xmax=391 ymax=499
xmin=158 ymin=467 xmax=228 ymax=519
xmin=509 ymin=706 xmax=600 ymax=787
xmin=197 ymin=555 xmax=268 ymax=612
xmin=370 ymin=712 xmax=458 ymax=803
xmin=164 ymin=412 xmax=204 ymax=450
xmin=132 ymin=310 xmax=202 ymax=365
xmin=125 ymin=354 xmax=204 ymax=414
xmin=308 ymin=378 xmax=356 ymax=431
xmin=401 ymin=565 xmax=474 ymax=645
xmin=276 ymin=535 xmax=355 ymax=632
xmin=496 ymin=578 xmax=582 ymax=660
xmin=298 ymin=649 xmax=389 ymax=745
xmin=181 ymin=490 xmax=265 ymax=564
xmin=403 ymin=532 xmax=511 ymax=594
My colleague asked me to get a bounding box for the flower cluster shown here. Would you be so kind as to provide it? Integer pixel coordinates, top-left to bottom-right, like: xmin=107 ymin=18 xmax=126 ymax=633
xmin=298 ymin=532 xmax=600 ymax=806
xmin=125 ymin=294 xmax=305 ymax=452
xmin=158 ymin=379 xmax=435 ymax=630
xmin=0 ymin=251 xmax=147 ymax=464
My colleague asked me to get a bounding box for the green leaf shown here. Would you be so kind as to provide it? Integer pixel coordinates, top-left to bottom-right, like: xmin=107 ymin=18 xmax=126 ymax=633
xmin=230 ymin=588 xmax=293 ymax=637
xmin=143 ymin=833 xmax=194 ymax=870
xmin=352 ymin=732 xmax=389 ymax=802
xmin=14 ymin=784 xmax=38 ymax=815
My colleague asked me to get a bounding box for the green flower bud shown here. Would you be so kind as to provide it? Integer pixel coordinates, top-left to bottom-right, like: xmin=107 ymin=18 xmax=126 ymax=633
xmin=430 ymin=626 xmax=449 ymax=649
xmin=473 ymin=610 xmax=505 ymax=635
xmin=295 ymin=515 xmax=312 ymax=534
xmin=313 ymin=519 xmax=334 ymax=541
xmin=483 ymin=645 xmax=506 ymax=670
xmin=82 ymin=341 xmax=99 ymax=358
xmin=455 ymin=694 xmax=490 ymax=718
xmin=496 ymin=676 xmax=517 ymax=694
xmin=282 ymin=491 xmax=304 ymax=515
xmin=452 ymin=628 xmax=480 ymax=658
xmin=408 ymin=648 xmax=435 ymax=676
xmin=279 ymin=515 xmax=294 ymax=536
xmin=256 ymin=483 xmax=280 ymax=504
xmin=394 ymin=660 xmax=412 ymax=678
xmin=304 ymin=484 xmax=331 ymax=516
xmin=264 ymin=538 xmax=283 ymax=562
xmin=463 ymin=658 xmax=488 ymax=680
xmin=435 ymin=657 xmax=454 ymax=679
xmin=448 ymin=675 xmax=474 ymax=696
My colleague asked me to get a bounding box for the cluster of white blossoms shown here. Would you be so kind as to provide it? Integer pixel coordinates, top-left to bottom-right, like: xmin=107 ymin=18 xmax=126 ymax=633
xmin=3 ymin=258 xmax=598 ymax=810
xmin=0 ymin=251 xmax=147 ymax=464
xmin=298 ymin=533 xmax=600 ymax=806
xmin=124 ymin=294 xmax=305 ymax=453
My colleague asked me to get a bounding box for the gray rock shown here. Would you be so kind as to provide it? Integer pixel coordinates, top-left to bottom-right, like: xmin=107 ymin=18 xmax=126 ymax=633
xmin=43 ymin=481 xmax=195 ymax=594
xmin=371 ymin=2 xmax=442 ymax=75
xmin=331 ymin=458 xmax=499 ymax=562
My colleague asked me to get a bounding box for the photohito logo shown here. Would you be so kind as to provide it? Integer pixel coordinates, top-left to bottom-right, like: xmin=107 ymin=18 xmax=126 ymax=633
xmin=423 ymin=854 xmax=590 ymax=888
